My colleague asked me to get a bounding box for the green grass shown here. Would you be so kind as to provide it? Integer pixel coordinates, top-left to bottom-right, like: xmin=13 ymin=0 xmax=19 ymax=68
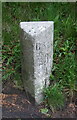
xmin=2 ymin=2 xmax=77 ymax=110
xmin=44 ymin=83 xmax=64 ymax=112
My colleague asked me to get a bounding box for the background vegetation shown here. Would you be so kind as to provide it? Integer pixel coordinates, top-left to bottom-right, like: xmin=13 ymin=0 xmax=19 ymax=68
xmin=2 ymin=2 xmax=77 ymax=111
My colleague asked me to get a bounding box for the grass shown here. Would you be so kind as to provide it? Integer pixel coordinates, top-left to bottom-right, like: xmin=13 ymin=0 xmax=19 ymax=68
xmin=2 ymin=2 xmax=77 ymax=110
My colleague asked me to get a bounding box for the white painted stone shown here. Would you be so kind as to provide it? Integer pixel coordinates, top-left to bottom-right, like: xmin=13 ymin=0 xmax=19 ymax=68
xmin=20 ymin=21 xmax=54 ymax=104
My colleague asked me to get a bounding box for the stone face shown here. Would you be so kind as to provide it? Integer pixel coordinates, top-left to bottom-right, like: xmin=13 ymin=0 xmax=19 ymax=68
xmin=20 ymin=21 xmax=54 ymax=104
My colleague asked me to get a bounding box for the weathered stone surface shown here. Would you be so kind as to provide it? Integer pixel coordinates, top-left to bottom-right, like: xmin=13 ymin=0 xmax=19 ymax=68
xmin=20 ymin=21 xmax=54 ymax=104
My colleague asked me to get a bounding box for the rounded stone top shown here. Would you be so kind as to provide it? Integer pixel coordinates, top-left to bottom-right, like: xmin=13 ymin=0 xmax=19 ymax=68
xmin=20 ymin=21 xmax=54 ymax=36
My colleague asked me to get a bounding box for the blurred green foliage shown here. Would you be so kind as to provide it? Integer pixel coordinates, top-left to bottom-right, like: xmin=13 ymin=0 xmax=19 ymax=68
xmin=2 ymin=2 xmax=77 ymax=109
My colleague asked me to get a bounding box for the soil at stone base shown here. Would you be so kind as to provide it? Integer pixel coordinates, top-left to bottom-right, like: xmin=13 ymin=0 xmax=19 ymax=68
xmin=1 ymin=80 xmax=77 ymax=119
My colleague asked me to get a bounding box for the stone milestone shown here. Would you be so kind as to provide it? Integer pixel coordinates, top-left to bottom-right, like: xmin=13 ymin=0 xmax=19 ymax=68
xmin=20 ymin=21 xmax=54 ymax=104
